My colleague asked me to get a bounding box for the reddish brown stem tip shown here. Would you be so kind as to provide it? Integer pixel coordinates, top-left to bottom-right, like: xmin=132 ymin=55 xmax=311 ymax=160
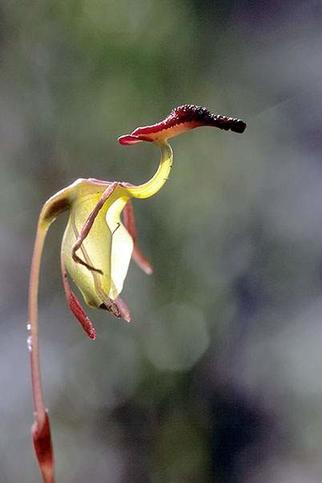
xmin=32 ymin=411 xmax=55 ymax=483
xmin=118 ymin=104 xmax=246 ymax=145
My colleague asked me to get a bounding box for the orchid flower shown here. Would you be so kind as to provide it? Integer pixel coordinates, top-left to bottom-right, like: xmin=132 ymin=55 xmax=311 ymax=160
xmin=28 ymin=104 xmax=246 ymax=482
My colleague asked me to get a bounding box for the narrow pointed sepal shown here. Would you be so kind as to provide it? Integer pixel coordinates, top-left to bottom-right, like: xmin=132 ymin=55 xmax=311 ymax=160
xmin=113 ymin=296 xmax=131 ymax=322
xmin=32 ymin=411 xmax=55 ymax=483
xmin=68 ymin=289 xmax=96 ymax=340
xmin=122 ymin=201 xmax=153 ymax=275
xmin=132 ymin=247 xmax=153 ymax=275
xmin=61 ymin=258 xmax=96 ymax=340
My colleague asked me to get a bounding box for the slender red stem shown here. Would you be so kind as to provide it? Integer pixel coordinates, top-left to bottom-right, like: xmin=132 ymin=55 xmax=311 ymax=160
xmin=29 ymin=222 xmax=47 ymax=419
xmin=28 ymin=218 xmax=55 ymax=483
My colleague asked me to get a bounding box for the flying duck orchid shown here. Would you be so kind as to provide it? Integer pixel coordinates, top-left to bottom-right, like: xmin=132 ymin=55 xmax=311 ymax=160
xmin=28 ymin=104 xmax=246 ymax=482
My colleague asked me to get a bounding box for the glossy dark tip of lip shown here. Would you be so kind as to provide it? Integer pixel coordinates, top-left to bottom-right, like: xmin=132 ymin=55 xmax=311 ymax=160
xmin=233 ymin=120 xmax=247 ymax=133
xmin=214 ymin=117 xmax=247 ymax=133
xmin=171 ymin=105 xmax=247 ymax=133
xmin=163 ymin=104 xmax=246 ymax=133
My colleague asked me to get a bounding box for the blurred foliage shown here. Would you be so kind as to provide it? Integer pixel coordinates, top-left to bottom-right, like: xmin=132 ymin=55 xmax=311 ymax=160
xmin=2 ymin=1 xmax=322 ymax=482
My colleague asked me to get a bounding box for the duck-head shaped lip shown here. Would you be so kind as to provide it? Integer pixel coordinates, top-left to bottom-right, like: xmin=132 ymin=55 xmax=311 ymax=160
xmin=118 ymin=104 xmax=246 ymax=145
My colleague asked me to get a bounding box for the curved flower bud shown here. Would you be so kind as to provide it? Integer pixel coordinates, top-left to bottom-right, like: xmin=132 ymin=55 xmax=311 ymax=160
xmin=118 ymin=104 xmax=246 ymax=145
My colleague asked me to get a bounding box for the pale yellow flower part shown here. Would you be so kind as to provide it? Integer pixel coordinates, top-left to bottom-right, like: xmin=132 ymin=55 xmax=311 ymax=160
xmin=60 ymin=141 xmax=172 ymax=311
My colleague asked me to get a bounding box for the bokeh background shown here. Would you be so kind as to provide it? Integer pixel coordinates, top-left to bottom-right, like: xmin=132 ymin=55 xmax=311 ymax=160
xmin=2 ymin=1 xmax=322 ymax=481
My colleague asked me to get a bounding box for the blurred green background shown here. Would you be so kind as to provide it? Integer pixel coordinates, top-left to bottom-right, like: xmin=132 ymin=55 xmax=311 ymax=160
xmin=2 ymin=1 xmax=322 ymax=481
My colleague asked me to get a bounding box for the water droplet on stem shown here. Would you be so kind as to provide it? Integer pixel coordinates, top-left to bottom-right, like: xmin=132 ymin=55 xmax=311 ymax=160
xmin=27 ymin=335 xmax=33 ymax=352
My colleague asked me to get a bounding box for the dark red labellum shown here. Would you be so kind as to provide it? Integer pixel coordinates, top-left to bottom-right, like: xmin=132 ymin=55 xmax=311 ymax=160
xmin=119 ymin=104 xmax=246 ymax=145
